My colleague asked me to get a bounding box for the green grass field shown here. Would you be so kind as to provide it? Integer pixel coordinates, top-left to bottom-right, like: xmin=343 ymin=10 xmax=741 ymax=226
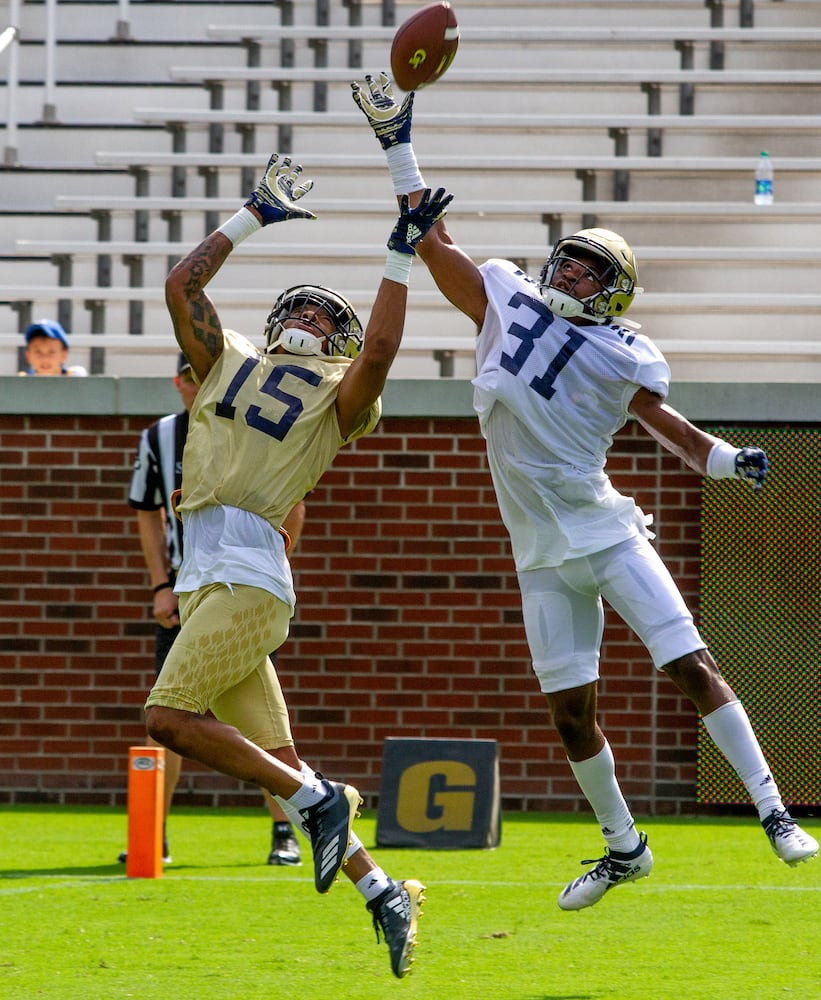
xmin=1 ymin=805 xmax=818 ymax=1000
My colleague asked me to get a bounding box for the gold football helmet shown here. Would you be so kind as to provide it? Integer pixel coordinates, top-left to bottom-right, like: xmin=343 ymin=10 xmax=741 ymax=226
xmin=265 ymin=284 xmax=363 ymax=358
xmin=538 ymin=228 xmax=641 ymax=323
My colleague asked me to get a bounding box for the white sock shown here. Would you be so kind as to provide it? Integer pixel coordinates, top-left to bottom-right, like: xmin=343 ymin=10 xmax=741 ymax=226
xmin=702 ymin=701 xmax=783 ymax=819
xmin=569 ymin=742 xmax=640 ymax=854
xmin=346 ymin=830 xmax=364 ymax=861
xmin=284 ymin=768 xmax=328 ymax=812
xmin=355 ymin=867 xmax=392 ymax=902
xmin=274 ymin=794 xmax=307 ymax=836
xmin=273 ymin=763 xmax=325 ymax=836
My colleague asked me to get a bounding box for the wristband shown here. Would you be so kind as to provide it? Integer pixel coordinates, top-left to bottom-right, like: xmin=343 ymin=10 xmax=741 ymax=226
xmin=383 ymin=248 xmax=413 ymax=285
xmin=385 ymin=143 xmax=426 ymax=196
xmin=706 ymin=441 xmax=741 ymax=479
xmin=152 ymin=581 xmax=173 ymax=594
xmin=217 ymin=207 xmax=262 ymax=247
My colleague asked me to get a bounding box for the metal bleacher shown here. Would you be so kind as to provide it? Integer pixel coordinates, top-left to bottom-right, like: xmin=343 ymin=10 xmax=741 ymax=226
xmin=2 ymin=0 xmax=821 ymax=381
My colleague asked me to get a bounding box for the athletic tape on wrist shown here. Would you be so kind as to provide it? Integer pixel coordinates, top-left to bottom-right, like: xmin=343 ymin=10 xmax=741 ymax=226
xmin=706 ymin=441 xmax=741 ymax=479
xmin=383 ymin=248 xmax=413 ymax=285
xmin=217 ymin=207 xmax=262 ymax=247
xmin=385 ymin=143 xmax=425 ymax=196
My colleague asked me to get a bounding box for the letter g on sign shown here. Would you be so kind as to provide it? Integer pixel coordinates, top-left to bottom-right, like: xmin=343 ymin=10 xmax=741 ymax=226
xmin=396 ymin=759 xmax=476 ymax=833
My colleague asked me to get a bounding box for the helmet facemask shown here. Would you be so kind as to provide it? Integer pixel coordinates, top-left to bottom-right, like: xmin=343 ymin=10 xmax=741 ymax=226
xmin=538 ymin=229 xmax=641 ymax=323
xmin=264 ymin=285 xmax=364 ymax=359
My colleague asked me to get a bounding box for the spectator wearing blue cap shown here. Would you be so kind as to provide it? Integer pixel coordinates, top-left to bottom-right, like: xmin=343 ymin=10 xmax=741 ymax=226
xmin=20 ymin=319 xmax=87 ymax=377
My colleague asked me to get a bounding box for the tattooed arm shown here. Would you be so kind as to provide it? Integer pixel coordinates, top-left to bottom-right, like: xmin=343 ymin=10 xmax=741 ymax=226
xmin=165 ymin=154 xmax=316 ymax=382
xmin=164 ymin=230 xmax=234 ymax=382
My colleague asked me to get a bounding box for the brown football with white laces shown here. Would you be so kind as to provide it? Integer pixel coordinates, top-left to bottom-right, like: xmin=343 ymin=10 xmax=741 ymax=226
xmin=390 ymin=2 xmax=460 ymax=92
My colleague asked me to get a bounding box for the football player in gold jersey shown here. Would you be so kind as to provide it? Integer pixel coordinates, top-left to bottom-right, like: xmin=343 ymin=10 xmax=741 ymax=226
xmin=144 ymin=152 xmax=451 ymax=978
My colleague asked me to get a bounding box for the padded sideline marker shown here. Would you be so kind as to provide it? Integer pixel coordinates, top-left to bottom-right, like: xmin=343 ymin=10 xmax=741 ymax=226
xmin=126 ymin=745 xmax=165 ymax=878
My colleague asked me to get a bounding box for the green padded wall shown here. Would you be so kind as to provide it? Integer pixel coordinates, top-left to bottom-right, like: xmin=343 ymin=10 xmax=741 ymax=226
xmin=698 ymin=427 xmax=821 ymax=806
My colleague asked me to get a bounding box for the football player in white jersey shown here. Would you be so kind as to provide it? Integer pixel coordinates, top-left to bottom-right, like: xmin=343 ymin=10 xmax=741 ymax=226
xmin=353 ymin=73 xmax=818 ymax=910
xmin=144 ymin=152 xmax=451 ymax=976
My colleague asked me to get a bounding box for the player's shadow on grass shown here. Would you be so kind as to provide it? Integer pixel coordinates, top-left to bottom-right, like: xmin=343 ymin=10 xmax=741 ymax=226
xmin=0 ymin=864 xmax=129 ymax=878
xmin=0 ymin=860 xmax=301 ymax=878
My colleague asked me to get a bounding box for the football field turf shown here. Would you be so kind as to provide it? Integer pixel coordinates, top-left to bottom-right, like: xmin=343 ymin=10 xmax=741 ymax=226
xmin=1 ymin=805 xmax=818 ymax=1000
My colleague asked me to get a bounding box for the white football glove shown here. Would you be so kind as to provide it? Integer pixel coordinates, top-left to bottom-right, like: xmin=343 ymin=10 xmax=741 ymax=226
xmin=351 ymin=72 xmax=415 ymax=149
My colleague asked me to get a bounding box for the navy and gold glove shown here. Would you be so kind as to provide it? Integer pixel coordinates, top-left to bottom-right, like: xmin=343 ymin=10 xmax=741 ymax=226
xmin=735 ymin=447 xmax=768 ymax=491
xmin=351 ymin=72 xmax=415 ymax=149
xmin=245 ymin=153 xmax=316 ymax=225
xmin=388 ymin=188 xmax=453 ymax=254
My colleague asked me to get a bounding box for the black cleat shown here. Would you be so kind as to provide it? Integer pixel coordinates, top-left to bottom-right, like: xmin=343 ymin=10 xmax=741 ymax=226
xmin=367 ymin=878 xmax=426 ymax=978
xmin=300 ymin=780 xmax=361 ymax=893
xmin=268 ymin=822 xmax=302 ymax=866
xmin=117 ymin=837 xmax=172 ymax=865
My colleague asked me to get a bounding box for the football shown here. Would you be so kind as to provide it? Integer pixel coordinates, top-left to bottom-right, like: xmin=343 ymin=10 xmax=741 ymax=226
xmin=390 ymin=2 xmax=460 ymax=92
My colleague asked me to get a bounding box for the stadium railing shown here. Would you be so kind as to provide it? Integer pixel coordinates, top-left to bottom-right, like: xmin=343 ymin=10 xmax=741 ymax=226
xmin=51 ymin=194 xmax=821 ymax=243
xmin=127 ymin=108 xmax=821 ymax=159
xmin=203 ymin=22 xmax=821 ymax=81
xmin=3 ymin=285 xmax=820 ymax=318
xmin=85 ymin=152 xmax=821 ymax=205
xmin=16 ymin=239 xmax=821 ymax=267
xmin=203 ymin=25 xmax=821 ymax=49
xmin=164 ymin=66 xmax=821 ymax=119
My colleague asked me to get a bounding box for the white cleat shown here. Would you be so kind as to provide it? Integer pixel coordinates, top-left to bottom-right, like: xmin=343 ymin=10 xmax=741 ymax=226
xmin=558 ymin=832 xmax=653 ymax=911
xmin=762 ymin=809 xmax=819 ymax=867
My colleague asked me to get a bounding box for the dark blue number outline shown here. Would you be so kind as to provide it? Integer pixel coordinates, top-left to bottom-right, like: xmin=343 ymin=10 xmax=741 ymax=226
xmin=499 ymin=291 xmax=588 ymax=401
xmin=215 ymin=358 xmax=322 ymax=441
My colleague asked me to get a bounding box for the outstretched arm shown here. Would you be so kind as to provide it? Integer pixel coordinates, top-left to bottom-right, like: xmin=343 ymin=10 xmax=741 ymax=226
xmin=335 ymin=188 xmax=453 ymax=439
xmin=165 ymin=154 xmax=316 ymax=383
xmin=415 ymin=217 xmax=489 ymax=329
xmin=352 ymin=72 xmax=488 ymax=329
xmin=630 ymin=388 xmax=768 ymax=490
xmin=165 ymin=231 xmax=232 ymax=383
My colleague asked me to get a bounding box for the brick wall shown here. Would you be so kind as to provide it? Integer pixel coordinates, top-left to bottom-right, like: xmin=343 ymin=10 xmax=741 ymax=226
xmin=0 ymin=412 xmax=704 ymax=814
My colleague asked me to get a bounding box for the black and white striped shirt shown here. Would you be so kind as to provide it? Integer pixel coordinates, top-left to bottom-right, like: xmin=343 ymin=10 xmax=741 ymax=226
xmin=128 ymin=410 xmax=189 ymax=572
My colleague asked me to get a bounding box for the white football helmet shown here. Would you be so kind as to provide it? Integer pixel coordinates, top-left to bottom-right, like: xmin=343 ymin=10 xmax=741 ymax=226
xmin=265 ymin=284 xmax=363 ymax=358
xmin=538 ymin=228 xmax=641 ymax=323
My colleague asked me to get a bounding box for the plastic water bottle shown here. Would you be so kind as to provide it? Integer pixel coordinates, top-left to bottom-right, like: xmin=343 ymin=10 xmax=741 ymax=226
xmin=754 ymin=150 xmax=774 ymax=205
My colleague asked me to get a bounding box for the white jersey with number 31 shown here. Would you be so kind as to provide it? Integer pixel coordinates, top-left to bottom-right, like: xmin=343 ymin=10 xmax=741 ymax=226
xmin=473 ymin=258 xmax=671 ymax=571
